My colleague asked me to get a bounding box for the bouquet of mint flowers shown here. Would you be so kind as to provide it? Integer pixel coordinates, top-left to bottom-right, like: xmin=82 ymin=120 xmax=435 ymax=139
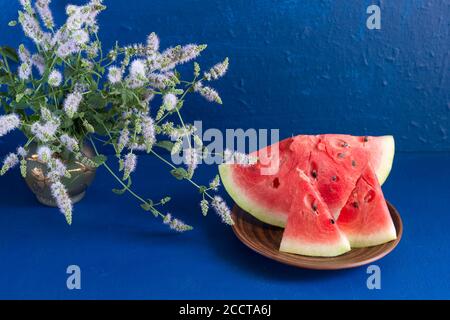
xmin=0 ymin=0 xmax=250 ymax=231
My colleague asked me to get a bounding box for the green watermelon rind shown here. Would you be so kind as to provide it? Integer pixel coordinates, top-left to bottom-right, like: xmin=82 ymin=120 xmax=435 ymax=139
xmin=218 ymin=164 xmax=288 ymax=227
xmin=280 ymin=237 xmax=351 ymax=257
xmin=344 ymin=224 xmax=397 ymax=248
xmin=374 ymin=135 xmax=395 ymax=185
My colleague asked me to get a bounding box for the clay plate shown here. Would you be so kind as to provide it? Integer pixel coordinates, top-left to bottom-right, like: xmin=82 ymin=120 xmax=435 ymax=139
xmin=231 ymin=201 xmax=403 ymax=270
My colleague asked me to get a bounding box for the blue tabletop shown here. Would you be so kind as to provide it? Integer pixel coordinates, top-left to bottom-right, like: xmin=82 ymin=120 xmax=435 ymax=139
xmin=0 ymin=151 xmax=449 ymax=299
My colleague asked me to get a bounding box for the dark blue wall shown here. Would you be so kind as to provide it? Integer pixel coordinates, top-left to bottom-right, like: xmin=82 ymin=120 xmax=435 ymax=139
xmin=0 ymin=0 xmax=449 ymax=152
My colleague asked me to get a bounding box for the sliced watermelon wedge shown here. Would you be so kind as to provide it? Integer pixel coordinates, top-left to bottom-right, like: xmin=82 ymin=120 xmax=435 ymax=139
xmin=337 ymin=165 xmax=397 ymax=247
xmin=219 ymin=134 xmax=395 ymax=227
xmin=279 ymin=170 xmax=351 ymax=257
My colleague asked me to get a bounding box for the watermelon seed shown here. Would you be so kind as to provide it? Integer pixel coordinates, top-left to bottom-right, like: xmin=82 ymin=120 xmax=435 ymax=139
xmin=352 ymin=160 xmax=357 ymax=167
xmin=364 ymin=190 xmax=375 ymax=203
xmin=272 ymin=177 xmax=280 ymax=188
xmin=330 ymin=219 xmax=335 ymax=224
xmin=337 ymin=153 xmax=346 ymax=159
xmin=363 ymin=136 xmax=369 ymax=142
xmin=311 ymin=170 xmax=318 ymax=179
xmin=331 ymin=175 xmax=338 ymax=182
xmin=312 ymin=203 xmax=318 ymax=212
xmin=352 ymin=201 xmax=359 ymax=208
xmin=341 ymin=142 xmax=349 ymax=148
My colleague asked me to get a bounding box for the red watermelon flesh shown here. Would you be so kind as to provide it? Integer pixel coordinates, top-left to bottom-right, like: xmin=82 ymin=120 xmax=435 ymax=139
xmin=279 ymin=170 xmax=351 ymax=257
xmin=297 ymin=146 xmax=368 ymax=219
xmin=218 ymin=136 xmax=316 ymax=227
xmin=219 ymin=134 xmax=395 ymax=227
xmin=337 ymin=165 xmax=397 ymax=247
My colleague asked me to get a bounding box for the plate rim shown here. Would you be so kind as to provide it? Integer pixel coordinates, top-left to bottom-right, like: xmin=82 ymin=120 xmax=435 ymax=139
xmin=230 ymin=201 xmax=403 ymax=270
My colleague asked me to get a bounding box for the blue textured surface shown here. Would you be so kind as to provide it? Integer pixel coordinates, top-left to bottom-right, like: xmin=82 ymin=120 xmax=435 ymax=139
xmin=0 ymin=0 xmax=449 ymax=300
xmin=0 ymin=0 xmax=449 ymax=152
xmin=0 ymin=152 xmax=449 ymax=299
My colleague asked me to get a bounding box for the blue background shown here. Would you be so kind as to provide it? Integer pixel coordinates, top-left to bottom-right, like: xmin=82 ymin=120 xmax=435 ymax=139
xmin=0 ymin=0 xmax=449 ymax=299
xmin=0 ymin=0 xmax=449 ymax=152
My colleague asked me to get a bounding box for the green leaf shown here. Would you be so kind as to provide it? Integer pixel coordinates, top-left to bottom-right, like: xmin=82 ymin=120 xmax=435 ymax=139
xmin=61 ymin=118 xmax=74 ymax=129
xmin=0 ymin=46 xmax=18 ymax=63
xmin=140 ymin=202 xmax=152 ymax=211
xmin=8 ymin=20 xmax=17 ymax=27
xmin=160 ymin=196 xmax=171 ymax=205
xmin=155 ymin=140 xmax=174 ymax=152
xmin=112 ymin=188 xmax=126 ymax=195
xmin=86 ymin=92 xmax=106 ymax=109
xmin=15 ymin=93 xmax=25 ymax=102
xmin=170 ymin=167 xmax=189 ymax=180
xmin=0 ymin=76 xmax=9 ymax=85
xmin=112 ymin=176 xmax=131 ymax=195
xmin=9 ymin=100 xmax=29 ymax=109
xmin=92 ymin=154 xmax=107 ymax=166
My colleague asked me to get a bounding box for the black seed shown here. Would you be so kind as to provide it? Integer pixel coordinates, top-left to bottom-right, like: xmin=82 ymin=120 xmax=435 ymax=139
xmin=272 ymin=177 xmax=280 ymax=188
xmin=341 ymin=142 xmax=349 ymax=148
xmin=352 ymin=201 xmax=359 ymax=208
xmin=330 ymin=219 xmax=335 ymax=224
xmin=364 ymin=136 xmax=369 ymax=142
xmin=312 ymin=203 xmax=318 ymax=211
xmin=352 ymin=160 xmax=357 ymax=167
xmin=331 ymin=175 xmax=337 ymax=181
xmin=338 ymin=153 xmax=346 ymax=159
xmin=311 ymin=170 xmax=318 ymax=178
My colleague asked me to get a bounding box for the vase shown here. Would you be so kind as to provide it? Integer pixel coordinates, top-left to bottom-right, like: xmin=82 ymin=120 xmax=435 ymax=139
xmin=24 ymin=143 xmax=97 ymax=207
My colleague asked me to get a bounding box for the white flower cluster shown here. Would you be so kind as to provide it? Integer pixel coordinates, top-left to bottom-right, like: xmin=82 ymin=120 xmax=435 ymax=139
xmin=223 ymin=149 xmax=258 ymax=166
xmin=0 ymin=114 xmax=20 ymax=137
xmin=48 ymin=69 xmax=62 ymax=87
xmin=60 ymin=134 xmax=79 ymax=152
xmin=37 ymin=145 xmax=73 ymax=224
xmin=0 ymin=144 xmax=30 ymax=177
xmin=31 ymin=108 xmax=60 ymax=142
xmin=163 ymin=93 xmax=177 ymax=111
xmin=36 ymin=0 xmax=54 ymax=29
xmin=204 ymin=58 xmax=229 ymax=81
xmin=211 ymin=196 xmax=234 ymax=225
xmin=107 ymin=66 xmax=122 ymax=84
xmin=194 ymin=82 xmax=222 ymax=104
xmin=17 ymin=0 xmax=104 ymax=60
xmin=117 ymin=127 xmax=130 ymax=154
xmin=122 ymin=152 xmax=137 ymax=180
xmin=183 ymin=147 xmax=199 ymax=174
xmin=163 ymin=213 xmax=192 ymax=232
xmin=105 ymin=31 xmax=226 ymax=110
xmin=63 ymin=91 xmax=82 ymax=118
xmin=50 ymin=180 xmax=73 ymax=225
xmin=141 ymin=115 xmax=156 ymax=152
xmin=0 ymin=153 xmax=19 ymax=176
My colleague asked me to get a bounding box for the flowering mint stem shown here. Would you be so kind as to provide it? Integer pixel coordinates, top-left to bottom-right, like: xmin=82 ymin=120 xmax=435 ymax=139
xmin=89 ymin=137 xmax=164 ymax=218
xmin=149 ymin=149 xmax=214 ymax=201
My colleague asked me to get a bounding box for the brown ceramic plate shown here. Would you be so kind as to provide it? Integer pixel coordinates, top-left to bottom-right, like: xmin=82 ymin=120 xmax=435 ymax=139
xmin=231 ymin=201 xmax=403 ymax=270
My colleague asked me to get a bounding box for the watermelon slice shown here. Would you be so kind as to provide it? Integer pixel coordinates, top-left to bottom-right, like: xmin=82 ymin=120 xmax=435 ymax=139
xmin=279 ymin=170 xmax=351 ymax=257
xmin=219 ymin=134 xmax=394 ymax=227
xmin=337 ymin=165 xmax=397 ymax=247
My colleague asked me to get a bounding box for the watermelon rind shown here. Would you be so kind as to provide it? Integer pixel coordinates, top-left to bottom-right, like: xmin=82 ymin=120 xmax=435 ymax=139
xmin=280 ymin=236 xmax=351 ymax=257
xmin=218 ymin=164 xmax=287 ymax=227
xmin=375 ymin=135 xmax=395 ymax=185
xmin=346 ymin=225 xmax=397 ymax=248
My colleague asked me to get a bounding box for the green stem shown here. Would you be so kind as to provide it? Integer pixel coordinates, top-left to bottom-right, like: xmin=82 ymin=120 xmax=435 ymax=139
xmin=150 ymin=149 xmax=214 ymax=201
xmin=24 ymin=136 xmax=35 ymax=148
xmin=89 ymin=137 xmax=165 ymax=218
